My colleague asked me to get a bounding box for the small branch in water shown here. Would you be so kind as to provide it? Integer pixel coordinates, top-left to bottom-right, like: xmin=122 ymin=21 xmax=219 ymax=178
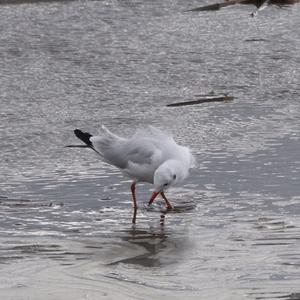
xmin=166 ymin=95 xmax=234 ymax=107
xmin=187 ymin=3 xmax=224 ymax=11
xmin=186 ymin=0 xmax=246 ymax=12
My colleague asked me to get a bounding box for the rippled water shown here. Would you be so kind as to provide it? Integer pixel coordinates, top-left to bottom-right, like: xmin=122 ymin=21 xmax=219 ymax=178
xmin=0 ymin=1 xmax=299 ymax=299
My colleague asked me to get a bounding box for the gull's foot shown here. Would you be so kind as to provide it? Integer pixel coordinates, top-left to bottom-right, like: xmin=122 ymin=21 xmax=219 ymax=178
xmin=166 ymin=204 xmax=173 ymax=210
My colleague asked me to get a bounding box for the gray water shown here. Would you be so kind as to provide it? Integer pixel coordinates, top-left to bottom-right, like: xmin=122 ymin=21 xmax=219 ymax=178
xmin=0 ymin=1 xmax=299 ymax=299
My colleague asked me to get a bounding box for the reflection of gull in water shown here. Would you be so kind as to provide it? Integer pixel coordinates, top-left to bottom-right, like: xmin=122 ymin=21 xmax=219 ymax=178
xmin=68 ymin=126 xmax=194 ymax=222
xmin=110 ymin=227 xmax=169 ymax=267
xmin=189 ymin=0 xmax=300 ymax=16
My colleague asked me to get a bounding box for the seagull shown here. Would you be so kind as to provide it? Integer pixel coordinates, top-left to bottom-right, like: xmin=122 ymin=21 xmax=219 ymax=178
xmin=68 ymin=126 xmax=194 ymax=213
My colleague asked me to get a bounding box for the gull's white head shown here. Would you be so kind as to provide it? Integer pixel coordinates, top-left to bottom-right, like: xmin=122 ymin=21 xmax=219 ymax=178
xmin=153 ymin=159 xmax=187 ymax=192
xmin=148 ymin=153 xmax=193 ymax=208
xmin=148 ymin=159 xmax=189 ymax=207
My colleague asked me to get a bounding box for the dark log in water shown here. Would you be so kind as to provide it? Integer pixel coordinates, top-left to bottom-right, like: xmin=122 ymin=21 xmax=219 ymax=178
xmin=187 ymin=1 xmax=238 ymax=12
xmin=0 ymin=0 xmax=75 ymax=5
xmin=166 ymin=95 xmax=234 ymax=107
xmin=187 ymin=0 xmax=300 ymax=13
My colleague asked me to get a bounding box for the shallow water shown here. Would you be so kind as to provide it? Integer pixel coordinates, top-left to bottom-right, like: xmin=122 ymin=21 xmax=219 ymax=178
xmin=0 ymin=0 xmax=299 ymax=299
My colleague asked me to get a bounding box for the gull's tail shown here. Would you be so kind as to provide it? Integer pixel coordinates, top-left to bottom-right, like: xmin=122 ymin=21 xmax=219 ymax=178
xmin=67 ymin=126 xmax=124 ymax=160
xmin=74 ymin=129 xmax=93 ymax=147
xmin=66 ymin=129 xmax=101 ymax=156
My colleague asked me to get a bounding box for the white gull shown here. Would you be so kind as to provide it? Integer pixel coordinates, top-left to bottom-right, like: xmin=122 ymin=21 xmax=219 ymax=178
xmin=70 ymin=126 xmax=194 ymax=211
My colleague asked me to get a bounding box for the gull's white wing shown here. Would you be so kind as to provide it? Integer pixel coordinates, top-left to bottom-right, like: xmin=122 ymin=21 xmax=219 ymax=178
xmin=100 ymin=137 xmax=163 ymax=182
xmin=92 ymin=134 xmax=162 ymax=169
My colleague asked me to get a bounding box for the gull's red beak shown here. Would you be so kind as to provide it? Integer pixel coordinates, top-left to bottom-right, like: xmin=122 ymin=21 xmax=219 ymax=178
xmin=148 ymin=191 xmax=159 ymax=206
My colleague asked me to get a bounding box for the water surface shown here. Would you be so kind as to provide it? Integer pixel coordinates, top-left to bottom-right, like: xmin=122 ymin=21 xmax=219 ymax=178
xmin=0 ymin=1 xmax=299 ymax=299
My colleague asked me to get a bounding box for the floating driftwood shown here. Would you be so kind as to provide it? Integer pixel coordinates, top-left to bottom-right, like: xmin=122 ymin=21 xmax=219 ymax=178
xmin=188 ymin=2 xmax=231 ymax=12
xmin=0 ymin=0 xmax=76 ymax=5
xmin=0 ymin=196 xmax=63 ymax=208
xmin=166 ymin=95 xmax=234 ymax=107
xmin=244 ymin=38 xmax=269 ymax=42
xmin=187 ymin=0 xmax=300 ymax=16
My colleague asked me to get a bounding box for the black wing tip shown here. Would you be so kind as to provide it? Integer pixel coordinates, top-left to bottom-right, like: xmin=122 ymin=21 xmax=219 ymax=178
xmin=74 ymin=128 xmax=85 ymax=136
xmin=74 ymin=129 xmax=93 ymax=147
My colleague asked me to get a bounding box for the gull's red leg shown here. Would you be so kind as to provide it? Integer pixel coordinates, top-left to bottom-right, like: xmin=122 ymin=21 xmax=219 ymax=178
xmin=131 ymin=182 xmax=137 ymax=209
xmin=148 ymin=191 xmax=159 ymax=206
xmin=160 ymin=192 xmax=173 ymax=209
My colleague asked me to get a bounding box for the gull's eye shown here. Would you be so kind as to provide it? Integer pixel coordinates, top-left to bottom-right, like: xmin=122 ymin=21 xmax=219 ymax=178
xmin=163 ymin=183 xmax=168 ymax=186
xmin=173 ymin=174 xmax=176 ymax=180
